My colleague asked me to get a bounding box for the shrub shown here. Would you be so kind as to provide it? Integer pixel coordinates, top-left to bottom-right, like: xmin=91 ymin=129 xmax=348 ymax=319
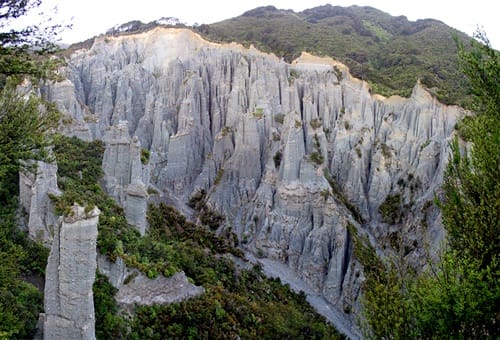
xmin=378 ymin=193 xmax=402 ymax=224
xmin=310 ymin=152 xmax=324 ymax=165
xmin=214 ymin=168 xmax=224 ymax=186
xmin=188 ymin=189 xmax=206 ymax=211
xmin=310 ymin=118 xmax=322 ymax=129
xmin=140 ymin=148 xmax=150 ymax=164
xmin=274 ymin=114 xmax=285 ymax=124
xmin=221 ymin=126 xmax=232 ymax=136
xmin=200 ymin=208 xmax=225 ymax=231
xmin=380 ymin=143 xmax=391 ymax=158
xmin=273 ymin=151 xmax=282 ymax=168
xmin=252 ymin=108 xmax=264 ymax=119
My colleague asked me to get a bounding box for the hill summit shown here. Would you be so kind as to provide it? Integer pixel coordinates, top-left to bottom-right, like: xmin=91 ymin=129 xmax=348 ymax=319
xmin=196 ymin=4 xmax=471 ymax=105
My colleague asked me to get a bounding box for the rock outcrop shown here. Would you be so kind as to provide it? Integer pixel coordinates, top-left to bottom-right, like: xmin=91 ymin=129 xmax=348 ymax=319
xmin=43 ymin=204 xmax=100 ymax=340
xmin=97 ymin=254 xmax=204 ymax=308
xmin=19 ymin=161 xmax=61 ymax=246
xmin=46 ymin=27 xmax=463 ymax=321
xmin=115 ymin=272 xmax=205 ymax=307
xmin=102 ymin=121 xmax=149 ymax=234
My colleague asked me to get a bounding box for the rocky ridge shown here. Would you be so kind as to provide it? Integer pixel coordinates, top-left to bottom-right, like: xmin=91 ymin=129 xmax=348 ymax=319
xmin=45 ymin=27 xmax=463 ymax=324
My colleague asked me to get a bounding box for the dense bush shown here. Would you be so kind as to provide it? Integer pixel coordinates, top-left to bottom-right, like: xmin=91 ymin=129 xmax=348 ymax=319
xmin=0 ymin=199 xmax=48 ymax=338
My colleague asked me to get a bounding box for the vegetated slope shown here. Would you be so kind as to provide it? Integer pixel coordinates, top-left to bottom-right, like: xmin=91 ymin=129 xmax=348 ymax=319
xmin=197 ymin=5 xmax=471 ymax=104
xmin=51 ymin=135 xmax=342 ymax=339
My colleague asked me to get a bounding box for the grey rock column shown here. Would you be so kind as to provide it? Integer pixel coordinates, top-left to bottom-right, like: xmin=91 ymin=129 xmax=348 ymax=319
xmin=43 ymin=204 xmax=100 ymax=340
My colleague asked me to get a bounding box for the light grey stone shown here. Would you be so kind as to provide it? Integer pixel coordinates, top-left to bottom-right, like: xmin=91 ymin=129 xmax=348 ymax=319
xmin=115 ymin=271 xmax=205 ymax=307
xmin=19 ymin=161 xmax=61 ymax=246
xmin=43 ymin=204 xmax=99 ymax=340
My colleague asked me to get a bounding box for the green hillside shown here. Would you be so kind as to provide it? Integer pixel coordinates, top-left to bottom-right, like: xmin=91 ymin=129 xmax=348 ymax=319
xmin=197 ymin=5 xmax=472 ymax=105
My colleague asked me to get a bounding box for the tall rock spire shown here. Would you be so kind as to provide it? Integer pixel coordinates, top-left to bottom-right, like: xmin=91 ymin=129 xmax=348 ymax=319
xmin=42 ymin=204 xmax=100 ymax=340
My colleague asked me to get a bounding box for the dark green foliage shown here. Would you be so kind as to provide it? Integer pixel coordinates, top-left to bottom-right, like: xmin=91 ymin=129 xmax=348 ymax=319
xmin=411 ymin=252 xmax=499 ymax=338
xmin=310 ymin=118 xmax=322 ymax=129
xmin=147 ymin=203 xmax=240 ymax=260
xmin=0 ymin=200 xmax=47 ymax=339
xmin=52 ymin=135 xmax=241 ymax=279
xmin=187 ymin=189 xmax=206 ymax=210
xmin=131 ymin=273 xmax=342 ymax=339
xmin=188 ymin=189 xmax=226 ymax=230
xmin=0 ymin=86 xmax=60 ymax=183
xmin=378 ymin=193 xmax=402 ymax=224
xmin=274 ymin=113 xmax=285 ymax=124
xmin=273 ymin=150 xmax=282 ymax=168
xmin=52 ymin=135 xmax=149 ymax=268
xmin=0 ymin=2 xmax=68 ymax=337
xmin=214 ymin=167 xmax=224 ymax=185
xmin=53 ymin=135 xmax=104 ymax=184
xmin=347 ymin=224 xmax=384 ymax=277
xmin=442 ymin=32 xmax=500 ymax=269
xmin=93 ymin=273 xmax=127 ymax=339
xmin=140 ymin=148 xmax=150 ymax=164
xmin=428 ymin=31 xmax=499 ymax=337
xmin=199 ymin=207 xmax=225 ymax=231
xmin=309 ymin=152 xmax=324 ymax=165
xmin=0 ymin=1 xmax=66 ymax=87
xmin=197 ymin=5 xmax=471 ymax=104
xmin=324 ymin=170 xmax=363 ymax=224
xmin=457 ymin=31 xmax=500 ymax=116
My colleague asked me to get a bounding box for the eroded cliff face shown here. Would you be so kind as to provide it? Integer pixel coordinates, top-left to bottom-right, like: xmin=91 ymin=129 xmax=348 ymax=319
xmin=45 ymin=28 xmax=463 ymax=319
xmin=101 ymin=121 xmax=150 ymax=234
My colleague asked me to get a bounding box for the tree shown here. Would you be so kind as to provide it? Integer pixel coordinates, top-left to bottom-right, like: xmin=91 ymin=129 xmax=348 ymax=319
xmin=0 ymin=0 xmax=65 ymax=86
xmin=442 ymin=31 xmax=500 ymax=268
xmin=0 ymin=1 xmax=64 ymax=337
xmin=0 ymin=0 xmax=63 ymax=198
xmin=427 ymin=29 xmax=499 ymax=337
xmin=0 ymin=86 xmax=59 ymax=199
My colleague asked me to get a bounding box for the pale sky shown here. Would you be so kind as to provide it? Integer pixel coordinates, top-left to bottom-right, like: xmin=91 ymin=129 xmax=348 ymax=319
xmin=8 ymin=0 xmax=500 ymax=48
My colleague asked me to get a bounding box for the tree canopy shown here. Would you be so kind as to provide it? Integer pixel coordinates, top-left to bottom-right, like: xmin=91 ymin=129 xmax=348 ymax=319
xmin=0 ymin=0 xmax=65 ymax=86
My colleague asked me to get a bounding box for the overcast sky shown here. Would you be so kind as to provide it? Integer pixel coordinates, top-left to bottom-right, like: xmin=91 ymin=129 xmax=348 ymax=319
xmin=10 ymin=0 xmax=500 ymax=48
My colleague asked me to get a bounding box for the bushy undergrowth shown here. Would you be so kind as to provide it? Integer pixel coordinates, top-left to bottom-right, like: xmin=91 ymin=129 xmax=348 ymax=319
xmin=0 ymin=192 xmax=48 ymax=338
